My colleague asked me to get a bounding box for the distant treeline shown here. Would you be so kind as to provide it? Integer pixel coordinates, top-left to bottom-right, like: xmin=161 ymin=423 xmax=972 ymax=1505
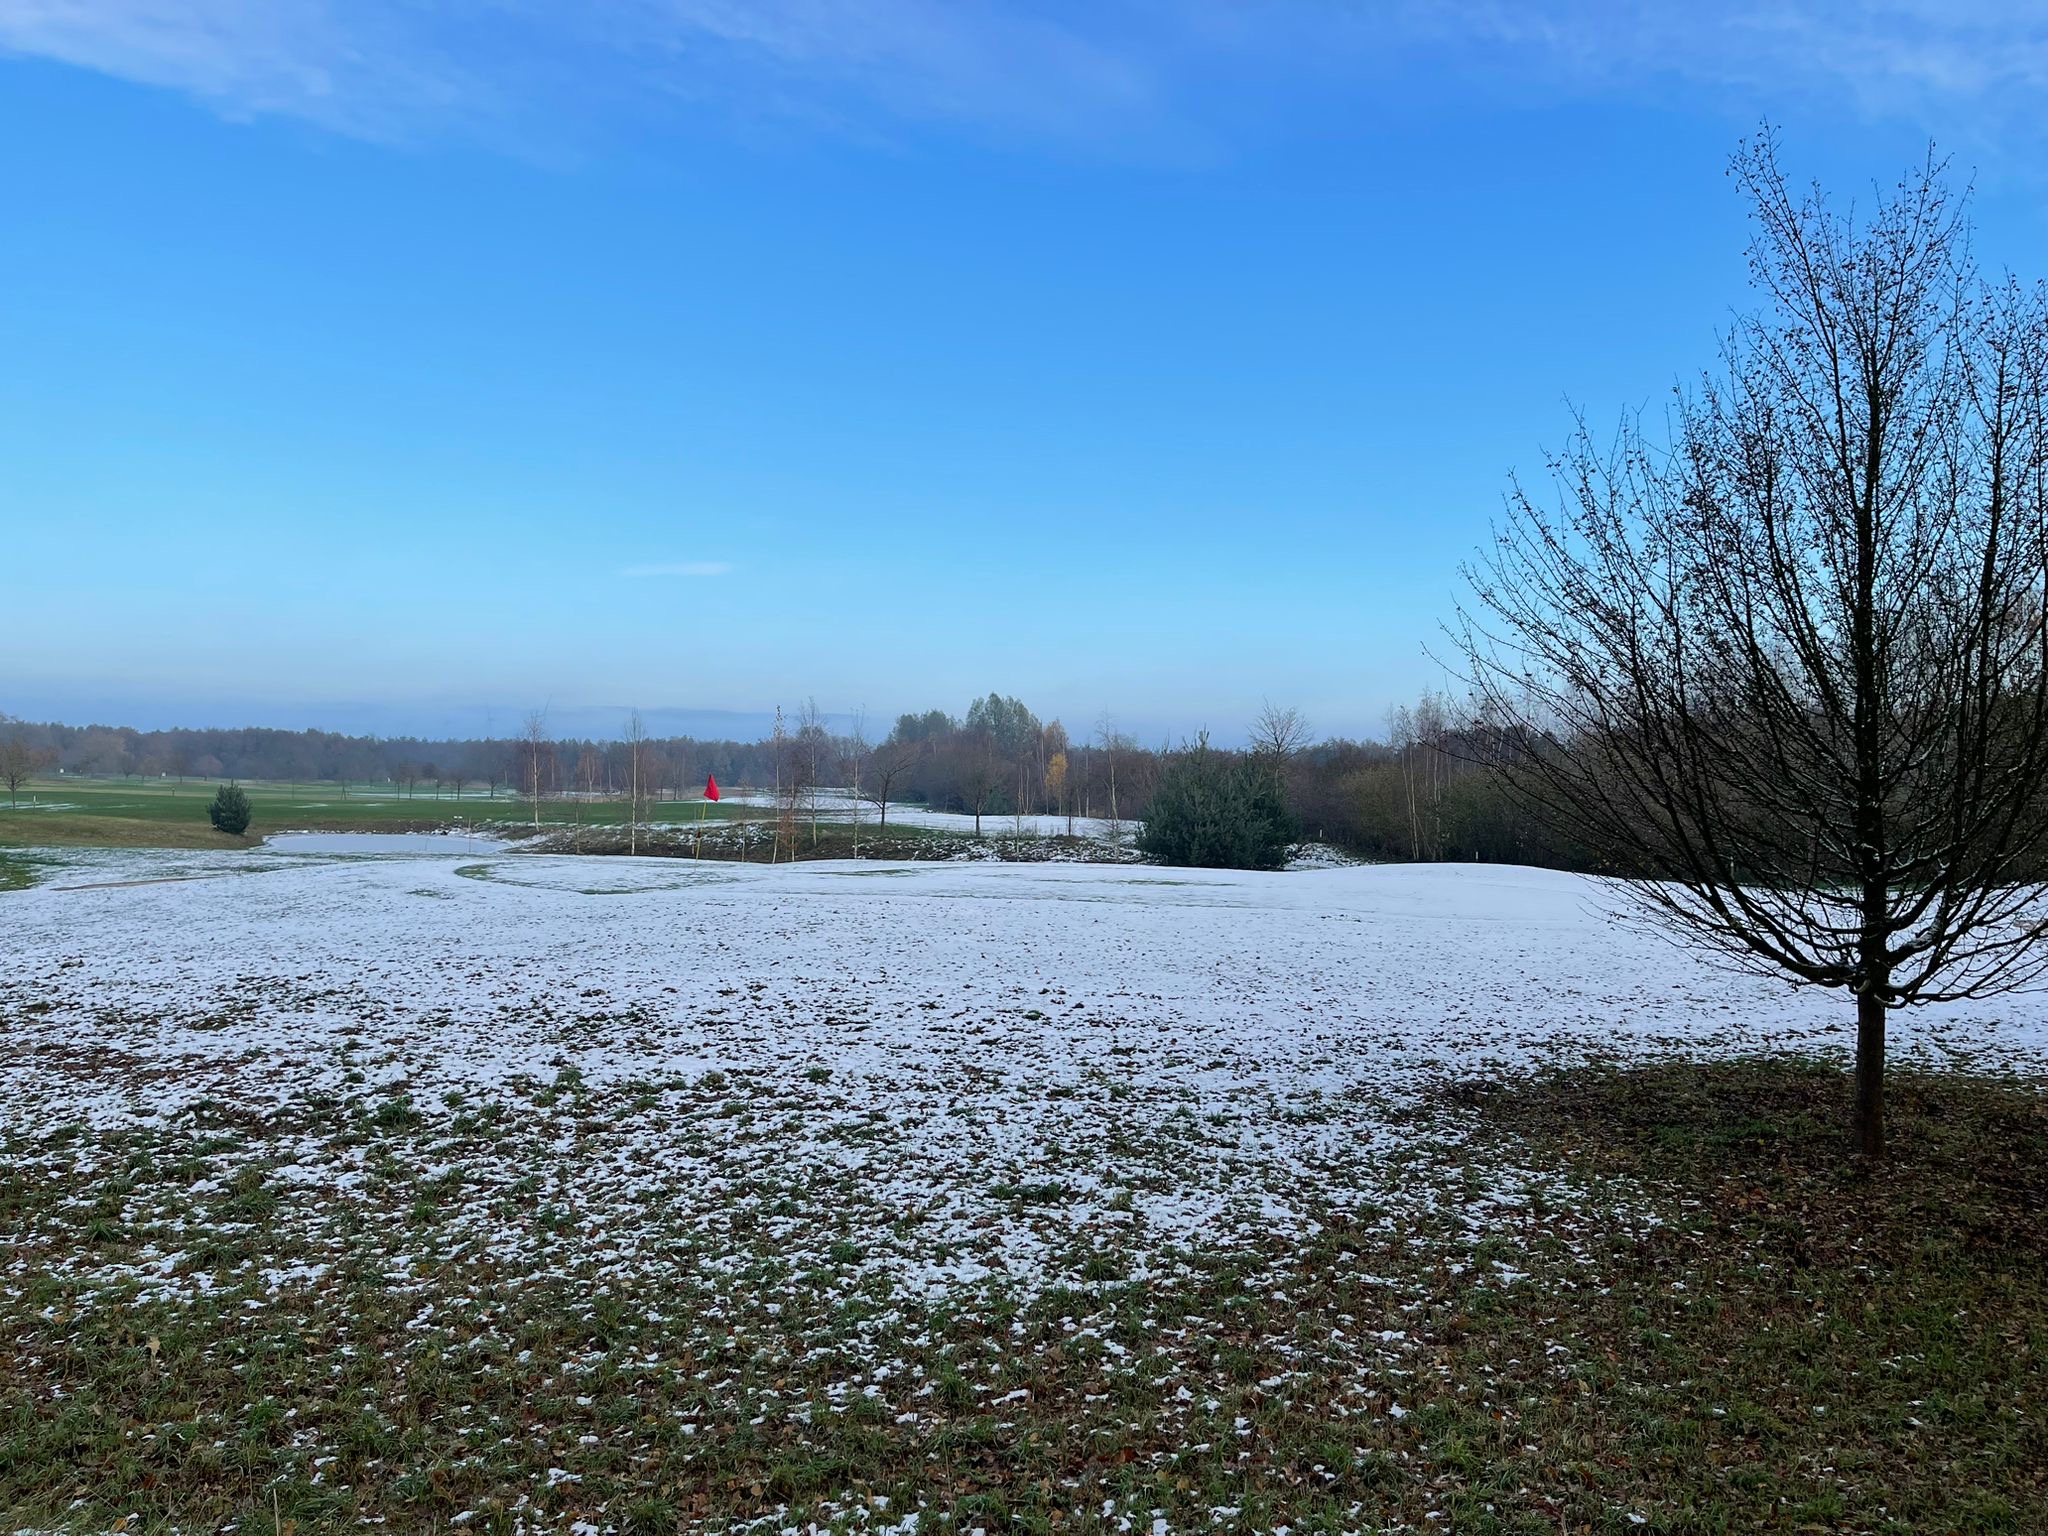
xmin=3 ymin=693 xmax=1592 ymax=867
xmin=1 ymin=716 xmax=782 ymax=801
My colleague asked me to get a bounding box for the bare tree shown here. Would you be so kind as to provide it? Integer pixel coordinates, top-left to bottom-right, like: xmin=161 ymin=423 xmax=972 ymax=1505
xmin=0 ymin=717 xmax=41 ymax=807
xmin=1248 ymin=701 xmax=1312 ymax=763
xmin=1095 ymin=712 xmax=1135 ymax=839
xmin=846 ymin=707 xmax=869 ymax=855
xmin=520 ymin=711 xmax=552 ymax=831
xmin=955 ymin=727 xmax=1001 ymax=837
xmin=1248 ymin=701 xmax=1312 ymax=831
xmin=1384 ymin=692 xmax=1451 ymax=860
xmin=797 ymin=696 xmax=827 ymax=847
xmin=771 ymin=705 xmax=801 ymax=862
xmin=1383 ymin=704 xmax=1419 ymax=859
xmin=1455 ymin=132 xmax=2048 ymax=1156
xmin=625 ymin=708 xmax=646 ymax=857
xmin=575 ymin=746 xmax=602 ymax=853
xmin=480 ymin=741 xmax=507 ymax=801
xmin=863 ymin=735 xmax=918 ymax=830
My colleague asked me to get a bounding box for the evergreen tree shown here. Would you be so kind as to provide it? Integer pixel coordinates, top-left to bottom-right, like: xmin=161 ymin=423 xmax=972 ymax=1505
xmin=208 ymin=783 xmax=252 ymax=836
xmin=1138 ymin=735 xmax=1297 ymax=870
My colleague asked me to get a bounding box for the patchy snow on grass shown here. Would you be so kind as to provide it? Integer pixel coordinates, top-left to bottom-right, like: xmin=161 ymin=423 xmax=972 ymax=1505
xmin=1283 ymin=842 xmax=1365 ymax=871
xmin=9 ymin=854 xmax=2046 ymax=1302
xmin=264 ymin=830 xmax=511 ymax=856
xmin=9 ymin=852 xmax=2048 ymax=1531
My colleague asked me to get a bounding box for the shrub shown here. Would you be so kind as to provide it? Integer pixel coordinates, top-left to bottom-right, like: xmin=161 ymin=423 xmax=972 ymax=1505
xmin=1137 ymin=735 xmax=1297 ymax=870
xmin=208 ymin=783 xmax=252 ymax=836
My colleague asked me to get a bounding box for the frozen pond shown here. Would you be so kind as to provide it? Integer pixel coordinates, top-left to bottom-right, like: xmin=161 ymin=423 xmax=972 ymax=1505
xmin=263 ymin=831 xmax=506 ymax=856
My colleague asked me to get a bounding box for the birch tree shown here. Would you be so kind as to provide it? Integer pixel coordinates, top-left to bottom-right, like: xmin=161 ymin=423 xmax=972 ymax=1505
xmin=520 ymin=712 xmax=552 ymax=831
xmin=624 ymin=709 xmax=647 ymax=856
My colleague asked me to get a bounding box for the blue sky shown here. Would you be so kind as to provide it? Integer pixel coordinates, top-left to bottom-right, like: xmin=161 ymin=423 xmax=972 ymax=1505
xmin=4 ymin=2 xmax=2047 ymax=744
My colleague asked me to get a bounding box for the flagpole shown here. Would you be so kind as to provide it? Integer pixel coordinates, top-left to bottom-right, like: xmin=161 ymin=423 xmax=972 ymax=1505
xmin=697 ymin=773 xmax=718 ymax=860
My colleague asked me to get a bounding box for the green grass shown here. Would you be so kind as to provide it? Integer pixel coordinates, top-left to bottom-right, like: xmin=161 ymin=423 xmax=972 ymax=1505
xmin=0 ymin=776 xmax=765 ymax=850
xmin=4 ymin=1055 xmax=2040 ymax=1532
xmin=1427 ymin=1058 xmax=2048 ymax=1533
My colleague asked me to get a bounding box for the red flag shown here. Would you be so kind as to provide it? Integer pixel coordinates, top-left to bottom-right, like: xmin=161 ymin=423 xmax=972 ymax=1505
xmin=704 ymin=773 xmax=720 ymax=802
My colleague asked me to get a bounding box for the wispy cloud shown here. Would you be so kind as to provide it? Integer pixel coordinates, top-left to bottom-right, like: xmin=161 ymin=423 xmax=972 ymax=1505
xmin=638 ymin=0 xmax=1162 ymax=145
xmin=0 ymin=0 xmax=1173 ymax=149
xmin=1379 ymin=1 xmax=2048 ymax=118
xmin=0 ymin=0 xmax=488 ymax=141
xmin=621 ymin=561 xmax=734 ymax=578
xmin=2 ymin=1 xmax=2045 ymax=153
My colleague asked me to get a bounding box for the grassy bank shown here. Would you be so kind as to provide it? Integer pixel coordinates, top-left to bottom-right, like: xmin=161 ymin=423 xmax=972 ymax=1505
xmin=4 ymin=1055 xmax=2040 ymax=1533
xmin=0 ymin=777 xmax=763 ymax=850
xmin=526 ymin=820 xmax=1136 ymax=864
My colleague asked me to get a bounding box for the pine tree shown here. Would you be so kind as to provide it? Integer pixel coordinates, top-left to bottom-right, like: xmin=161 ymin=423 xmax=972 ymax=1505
xmin=209 ymin=784 xmax=252 ymax=836
xmin=1138 ymin=735 xmax=1297 ymax=870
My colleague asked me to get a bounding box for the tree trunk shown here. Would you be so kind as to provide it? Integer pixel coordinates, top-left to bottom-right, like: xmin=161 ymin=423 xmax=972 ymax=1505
xmin=1854 ymin=989 xmax=1886 ymax=1157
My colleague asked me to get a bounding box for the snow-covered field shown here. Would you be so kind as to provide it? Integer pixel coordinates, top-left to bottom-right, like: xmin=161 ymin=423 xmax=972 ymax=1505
xmin=723 ymin=787 xmax=1130 ymax=841
xmin=8 ymin=846 xmax=2046 ymax=1531
xmin=10 ymin=847 xmax=2045 ymax=1298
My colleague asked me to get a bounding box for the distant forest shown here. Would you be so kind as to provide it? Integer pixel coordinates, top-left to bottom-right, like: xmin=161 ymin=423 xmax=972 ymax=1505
xmin=2 ymin=693 xmax=1585 ymax=867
